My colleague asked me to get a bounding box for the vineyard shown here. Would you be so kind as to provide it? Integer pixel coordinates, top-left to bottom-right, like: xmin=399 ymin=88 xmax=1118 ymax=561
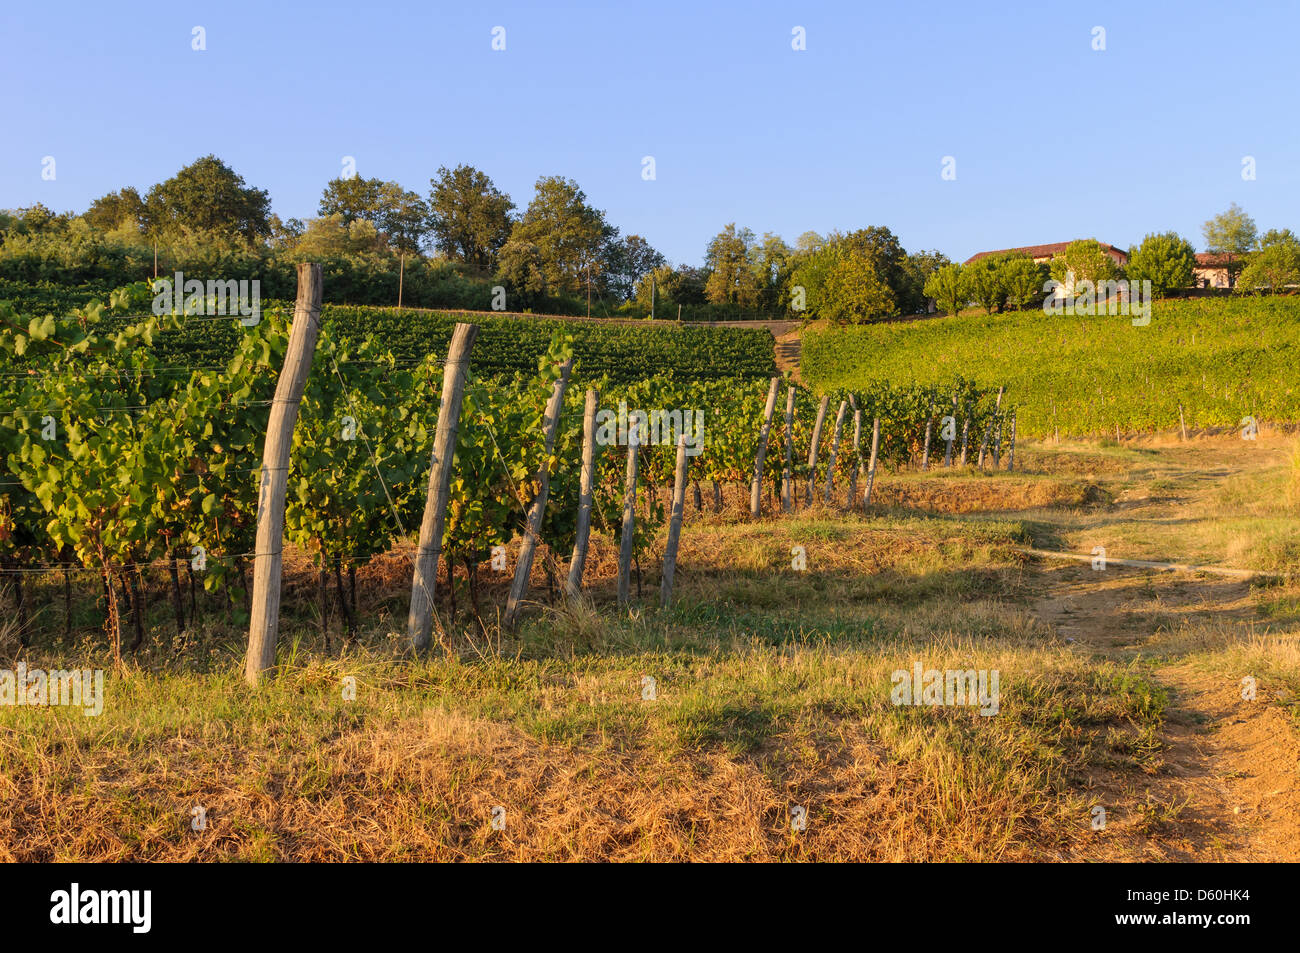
xmin=0 ymin=271 xmax=1013 ymax=663
xmin=802 ymin=296 xmax=1300 ymax=438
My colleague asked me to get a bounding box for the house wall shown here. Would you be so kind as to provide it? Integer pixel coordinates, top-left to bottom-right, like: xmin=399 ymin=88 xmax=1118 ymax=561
xmin=1194 ymin=267 xmax=1231 ymax=289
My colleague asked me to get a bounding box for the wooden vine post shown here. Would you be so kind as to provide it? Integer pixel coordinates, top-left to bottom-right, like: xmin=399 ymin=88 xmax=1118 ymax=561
xmin=750 ymin=377 xmax=780 ymax=518
xmin=824 ymin=399 xmax=847 ymax=503
xmin=245 ymin=263 xmax=323 ymax=686
xmin=920 ymin=390 xmax=934 ymax=471
xmin=407 ymin=322 xmax=479 ymax=652
xmin=849 ymin=395 xmax=861 ymax=505
xmin=616 ymin=418 xmax=640 ymax=607
xmin=943 ymin=393 xmax=957 ymax=467
xmin=565 ymin=388 xmax=600 ymax=597
xmin=780 ymin=385 xmax=795 ymax=512
xmin=992 ymin=385 xmax=1005 ymax=468
xmin=660 ymin=434 xmax=690 ymax=607
xmin=862 ymin=417 xmax=880 ymax=507
xmin=1007 ymin=411 xmax=1018 ymax=472
xmin=805 ymin=395 xmax=830 ymax=505
xmin=504 ymin=356 xmax=574 ymax=627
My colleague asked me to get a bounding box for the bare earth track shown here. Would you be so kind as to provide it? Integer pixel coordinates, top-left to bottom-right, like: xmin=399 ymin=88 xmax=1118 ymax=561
xmin=1017 ymin=432 xmax=1300 ymax=860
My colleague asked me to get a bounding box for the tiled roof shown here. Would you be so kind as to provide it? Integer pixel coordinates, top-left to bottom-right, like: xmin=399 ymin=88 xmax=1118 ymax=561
xmin=963 ymin=241 xmax=1128 ymax=264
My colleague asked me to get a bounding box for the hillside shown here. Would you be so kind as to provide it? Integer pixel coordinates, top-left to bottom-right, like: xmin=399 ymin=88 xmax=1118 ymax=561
xmin=801 ymin=297 xmax=1300 ymax=437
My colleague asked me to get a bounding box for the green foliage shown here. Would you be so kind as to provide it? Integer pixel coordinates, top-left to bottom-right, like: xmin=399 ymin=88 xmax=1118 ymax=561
xmin=924 ymin=263 xmax=968 ymax=316
xmin=802 ymin=297 xmax=1300 ymax=437
xmin=427 ymin=165 xmax=515 ymax=273
xmin=1048 ymin=240 xmax=1121 ymax=286
xmin=1237 ymin=238 xmax=1300 ymax=295
xmin=142 ymin=155 xmax=272 ymax=245
xmin=1126 ymin=232 xmax=1197 ymax=297
xmin=1202 ymin=203 xmax=1257 ymax=255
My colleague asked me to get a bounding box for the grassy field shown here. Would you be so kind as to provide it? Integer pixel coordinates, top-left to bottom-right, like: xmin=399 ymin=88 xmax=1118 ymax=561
xmin=2 ymin=433 xmax=1298 ymax=861
xmin=801 ymin=297 xmax=1300 ymax=438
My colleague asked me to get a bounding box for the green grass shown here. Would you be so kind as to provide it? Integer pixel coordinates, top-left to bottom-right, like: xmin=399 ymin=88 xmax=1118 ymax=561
xmin=802 ymin=296 xmax=1300 ymax=437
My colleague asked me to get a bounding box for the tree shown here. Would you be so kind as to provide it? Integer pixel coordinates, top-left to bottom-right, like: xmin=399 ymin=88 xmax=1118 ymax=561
xmin=427 ymin=165 xmax=515 ymax=273
xmin=703 ymin=224 xmax=760 ymax=306
xmin=602 ymin=234 xmax=665 ymax=301
xmin=317 ymin=177 xmax=427 ymax=254
xmin=750 ymin=232 xmax=793 ymax=311
xmin=509 ymin=176 xmax=612 ymax=297
xmin=1203 ymin=203 xmax=1258 ymax=254
xmin=1126 ymin=232 xmax=1196 ymax=297
xmin=901 ymin=249 xmax=951 ymax=313
xmin=1237 ymin=235 xmax=1300 ymax=295
xmin=923 ymin=263 xmax=968 ymax=317
xmin=636 ymin=264 xmax=708 ymax=309
xmin=1259 ymin=228 xmax=1299 ymax=249
xmin=1049 ymin=239 xmax=1120 ymax=286
xmin=966 ymin=255 xmax=1010 ymax=314
xmin=838 ymin=227 xmax=909 ymax=308
xmin=820 ymin=247 xmax=897 ymax=323
xmin=495 ymin=239 xmax=548 ymax=304
xmin=318 ymin=176 xmax=387 ymax=225
xmin=84 ymin=188 xmax=146 ymax=232
xmin=142 ymin=156 xmax=272 ymax=244
xmin=999 ymin=256 xmax=1047 ymax=311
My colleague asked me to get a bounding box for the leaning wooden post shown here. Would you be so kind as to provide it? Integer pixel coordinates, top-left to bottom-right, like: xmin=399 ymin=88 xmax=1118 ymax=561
xmin=920 ymin=390 xmax=935 ymax=471
xmin=992 ymin=385 xmax=1005 ymax=468
xmin=780 ymin=385 xmax=795 ymax=512
xmin=848 ymin=395 xmax=861 ymax=505
xmin=805 ymin=394 xmax=830 ymax=505
xmin=245 ymin=263 xmax=323 ymax=686
xmin=565 ymin=388 xmax=600 ymax=597
xmin=1007 ymin=411 xmax=1018 ymax=472
xmin=1179 ymin=404 xmax=1187 ymax=441
xmin=660 ymin=434 xmax=690 ymax=607
xmin=616 ymin=419 xmax=640 ymax=608
xmin=862 ymin=417 xmax=881 ymax=508
xmin=505 ymin=356 xmax=574 ymax=627
xmin=824 ymin=399 xmax=847 ymax=503
xmin=407 ymin=322 xmax=479 ymax=652
xmin=943 ymin=394 xmax=956 ymax=467
xmin=959 ymin=416 xmax=970 ymax=466
xmin=750 ymin=377 xmax=780 ymax=518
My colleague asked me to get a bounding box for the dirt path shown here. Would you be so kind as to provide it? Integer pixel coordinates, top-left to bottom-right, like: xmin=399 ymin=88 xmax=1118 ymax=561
xmin=1025 ymin=482 xmax=1300 ymax=859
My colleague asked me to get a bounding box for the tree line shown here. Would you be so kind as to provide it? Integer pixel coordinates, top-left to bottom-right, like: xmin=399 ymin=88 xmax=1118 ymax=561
xmin=0 ymin=156 xmax=950 ymax=321
xmin=923 ymin=204 xmax=1300 ymax=319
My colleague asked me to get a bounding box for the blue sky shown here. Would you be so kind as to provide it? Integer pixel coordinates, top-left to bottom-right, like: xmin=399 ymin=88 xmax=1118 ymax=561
xmin=2 ymin=0 xmax=1297 ymax=265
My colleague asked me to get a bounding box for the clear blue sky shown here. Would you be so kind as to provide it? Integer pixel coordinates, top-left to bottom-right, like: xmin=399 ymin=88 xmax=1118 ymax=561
xmin=3 ymin=0 xmax=1297 ymax=265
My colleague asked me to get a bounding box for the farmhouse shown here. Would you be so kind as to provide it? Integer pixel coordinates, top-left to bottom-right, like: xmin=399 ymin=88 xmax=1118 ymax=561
xmin=1193 ymin=252 xmax=1238 ymax=289
xmin=963 ymin=241 xmax=1129 ymax=267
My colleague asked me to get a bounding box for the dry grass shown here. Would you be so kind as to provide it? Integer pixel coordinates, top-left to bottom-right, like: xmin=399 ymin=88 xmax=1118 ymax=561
xmin=2 ymin=434 xmax=1297 ymax=862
